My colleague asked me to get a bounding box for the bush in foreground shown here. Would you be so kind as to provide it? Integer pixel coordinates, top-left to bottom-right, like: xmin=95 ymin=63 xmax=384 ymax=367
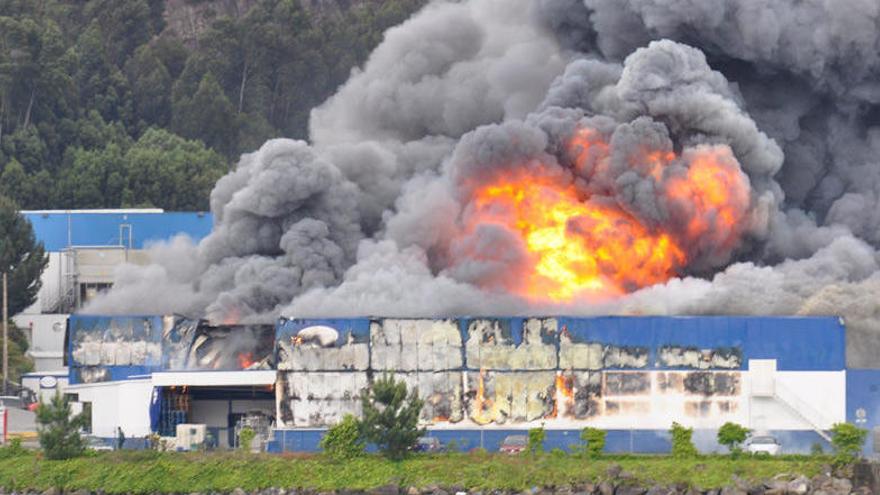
xmin=670 ymin=422 xmax=698 ymax=458
xmin=359 ymin=374 xmax=425 ymax=460
xmin=528 ymin=427 xmax=545 ymax=455
xmin=321 ymin=414 xmax=365 ymax=461
xmin=238 ymin=427 xmax=256 ymax=451
xmin=580 ymin=427 xmax=607 ymax=458
xmin=36 ymin=392 xmax=88 ymax=460
xmin=717 ymin=422 xmax=750 ymax=456
xmin=830 ymin=422 xmax=866 ymax=465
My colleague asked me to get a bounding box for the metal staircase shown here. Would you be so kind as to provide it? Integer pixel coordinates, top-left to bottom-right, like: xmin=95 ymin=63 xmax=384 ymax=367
xmin=773 ymin=379 xmax=832 ymax=442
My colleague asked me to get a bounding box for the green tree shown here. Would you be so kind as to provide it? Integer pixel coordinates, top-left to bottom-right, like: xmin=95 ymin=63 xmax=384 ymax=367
xmin=84 ymin=0 xmax=154 ymax=67
xmin=36 ymin=392 xmax=88 ymax=460
xmin=579 ymin=427 xmax=606 ymax=458
xmin=0 ymin=158 xmax=27 ymax=205
xmin=830 ymin=422 xmax=866 ymax=465
xmin=528 ymin=426 xmax=546 ymax=455
xmin=172 ymin=72 xmax=238 ymax=157
xmin=125 ymin=45 xmax=172 ymax=129
xmin=717 ymin=422 xmax=750 ymax=456
xmin=6 ymin=323 xmax=33 ymax=385
xmin=670 ymin=422 xmax=698 ymax=458
xmin=122 ymin=128 xmax=227 ymax=210
xmin=238 ymin=426 xmax=256 ymax=451
xmin=320 ymin=414 xmax=365 ymax=461
xmin=73 ymin=22 xmax=133 ymax=126
xmin=55 ymin=142 xmax=127 ymax=208
xmin=359 ymin=374 xmax=425 ymax=460
xmin=0 ymin=195 xmax=48 ymax=315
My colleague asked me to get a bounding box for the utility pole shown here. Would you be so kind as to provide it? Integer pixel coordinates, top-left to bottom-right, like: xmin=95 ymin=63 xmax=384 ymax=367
xmin=2 ymin=271 xmax=7 ymax=396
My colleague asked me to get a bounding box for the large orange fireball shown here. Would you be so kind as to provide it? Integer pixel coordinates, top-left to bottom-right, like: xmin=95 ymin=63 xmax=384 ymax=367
xmin=457 ymin=127 xmax=750 ymax=302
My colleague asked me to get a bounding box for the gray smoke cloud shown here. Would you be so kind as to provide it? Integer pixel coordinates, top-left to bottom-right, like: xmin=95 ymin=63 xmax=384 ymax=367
xmin=86 ymin=0 xmax=880 ymax=365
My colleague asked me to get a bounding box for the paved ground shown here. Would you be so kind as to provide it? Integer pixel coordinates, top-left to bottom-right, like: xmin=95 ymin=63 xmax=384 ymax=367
xmin=7 ymin=405 xmax=36 ymax=433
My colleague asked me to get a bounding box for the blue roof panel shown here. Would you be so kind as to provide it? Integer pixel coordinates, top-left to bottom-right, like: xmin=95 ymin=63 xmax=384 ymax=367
xmin=23 ymin=211 xmax=213 ymax=251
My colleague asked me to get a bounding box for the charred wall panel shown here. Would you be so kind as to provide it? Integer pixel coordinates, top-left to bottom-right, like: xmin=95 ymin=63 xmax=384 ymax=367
xmin=465 ymin=318 xmax=557 ymax=370
xmin=163 ymin=318 xmax=275 ymax=371
xmin=372 ymin=319 xmax=462 ymax=371
xmin=276 ymin=318 xmax=370 ymax=371
xmin=278 ymin=371 xmax=368 ymax=427
xmin=467 ymin=370 xmax=556 ymax=425
xmin=68 ymin=315 xmax=165 ymax=384
xmin=270 ymin=316 xmax=844 ymax=429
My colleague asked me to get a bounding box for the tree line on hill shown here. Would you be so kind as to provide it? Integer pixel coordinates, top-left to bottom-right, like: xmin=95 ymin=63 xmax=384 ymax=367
xmin=0 ymin=0 xmax=425 ymax=211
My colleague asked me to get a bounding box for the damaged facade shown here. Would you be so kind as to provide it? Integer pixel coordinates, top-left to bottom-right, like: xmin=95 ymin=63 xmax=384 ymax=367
xmin=64 ymin=315 xmax=860 ymax=453
xmin=275 ymin=316 xmax=758 ymax=429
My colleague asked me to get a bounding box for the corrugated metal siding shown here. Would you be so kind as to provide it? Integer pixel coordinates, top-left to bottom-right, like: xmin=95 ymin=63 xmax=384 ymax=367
xmin=560 ymin=316 xmax=845 ymax=371
xmin=846 ymin=369 xmax=880 ymax=454
xmin=277 ymin=316 xmax=846 ymax=372
xmin=24 ymin=212 xmax=213 ymax=251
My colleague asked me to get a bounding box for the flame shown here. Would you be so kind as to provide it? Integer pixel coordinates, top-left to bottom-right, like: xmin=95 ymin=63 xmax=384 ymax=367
xmin=665 ymin=146 xmax=750 ymax=251
xmin=471 ymin=368 xmax=494 ymax=425
xmin=550 ymin=372 xmax=576 ymax=418
xmin=221 ymin=306 xmax=241 ymax=325
xmin=237 ymin=352 xmax=255 ymax=369
xmin=456 ymin=127 xmax=750 ymax=301
xmin=466 ymin=170 xmax=686 ymax=300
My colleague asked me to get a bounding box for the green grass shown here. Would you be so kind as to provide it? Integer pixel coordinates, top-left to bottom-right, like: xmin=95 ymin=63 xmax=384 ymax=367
xmin=0 ymin=450 xmax=829 ymax=493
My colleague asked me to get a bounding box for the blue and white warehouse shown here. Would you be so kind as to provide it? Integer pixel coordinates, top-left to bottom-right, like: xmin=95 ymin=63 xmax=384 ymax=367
xmin=62 ymin=314 xmax=880 ymax=454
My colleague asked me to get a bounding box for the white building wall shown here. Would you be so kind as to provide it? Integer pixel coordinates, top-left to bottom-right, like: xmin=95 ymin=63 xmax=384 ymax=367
xmin=12 ymin=313 xmax=68 ymax=372
xmin=68 ymin=379 xmax=153 ymax=438
xmin=21 ymin=253 xmax=63 ymax=315
xmin=748 ymin=371 xmax=846 ymax=432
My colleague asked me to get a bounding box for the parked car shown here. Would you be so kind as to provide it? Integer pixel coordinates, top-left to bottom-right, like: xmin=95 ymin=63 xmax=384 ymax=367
xmin=499 ymin=435 xmax=528 ymax=454
xmin=746 ymin=435 xmax=781 ymax=456
xmin=86 ymin=436 xmax=114 ymax=452
xmin=412 ymin=436 xmax=445 ymax=453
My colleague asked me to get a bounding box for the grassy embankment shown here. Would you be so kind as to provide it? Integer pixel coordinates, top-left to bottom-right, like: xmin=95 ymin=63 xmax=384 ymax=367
xmin=0 ymin=450 xmax=829 ymax=493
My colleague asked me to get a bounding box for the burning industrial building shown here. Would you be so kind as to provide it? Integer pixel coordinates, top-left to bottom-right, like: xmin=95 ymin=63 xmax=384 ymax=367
xmin=82 ymin=1 xmax=880 ymax=358
xmin=64 ymin=0 xmax=880 ymax=454
xmin=65 ymin=314 xmax=865 ymax=453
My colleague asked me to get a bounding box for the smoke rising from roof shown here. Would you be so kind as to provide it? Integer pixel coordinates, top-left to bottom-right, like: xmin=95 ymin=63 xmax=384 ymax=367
xmin=86 ymin=0 xmax=880 ymax=364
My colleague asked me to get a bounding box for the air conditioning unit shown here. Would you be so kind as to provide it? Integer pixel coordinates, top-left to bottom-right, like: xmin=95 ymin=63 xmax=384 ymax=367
xmin=175 ymin=423 xmax=207 ymax=451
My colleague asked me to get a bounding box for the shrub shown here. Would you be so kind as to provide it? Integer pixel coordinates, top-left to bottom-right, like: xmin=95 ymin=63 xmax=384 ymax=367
xmin=580 ymin=427 xmax=606 ymax=458
xmin=830 ymin=422 xmax=867 ymax=465
xmin=528 ymin=427 xmax=546 ymax=455
xmin=670 ymin=422 xmax=698 ymax=458
xmin=0 ymin=438 xmax=26 ymax=459
xmin=35 ymin=392 xmax=88 ymax=460
xmin=238 ymin=427 xmax=256 ymax=451
xmin=717 ymin=422 xmax=750 ymax=456
xmin=359 ymin=374 xmax=425 ymax=460
xmin=811 ymin=442 xmax=824 ymax=455
xmin=320 ymin=414 xmax=365 ymax=461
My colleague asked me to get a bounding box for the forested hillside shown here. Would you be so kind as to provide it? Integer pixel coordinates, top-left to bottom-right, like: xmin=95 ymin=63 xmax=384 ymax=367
xmin=0 ymin=0 xmax=425 ymax=210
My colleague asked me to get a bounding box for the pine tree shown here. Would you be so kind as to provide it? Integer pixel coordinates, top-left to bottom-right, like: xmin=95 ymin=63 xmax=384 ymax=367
xmin=36 ymin=392 xmax=88 ymax=460
xmin=359 ymin=374 xmax=425 ymax=460
xmin=0 ymin=195 xmax=48 ymax=315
